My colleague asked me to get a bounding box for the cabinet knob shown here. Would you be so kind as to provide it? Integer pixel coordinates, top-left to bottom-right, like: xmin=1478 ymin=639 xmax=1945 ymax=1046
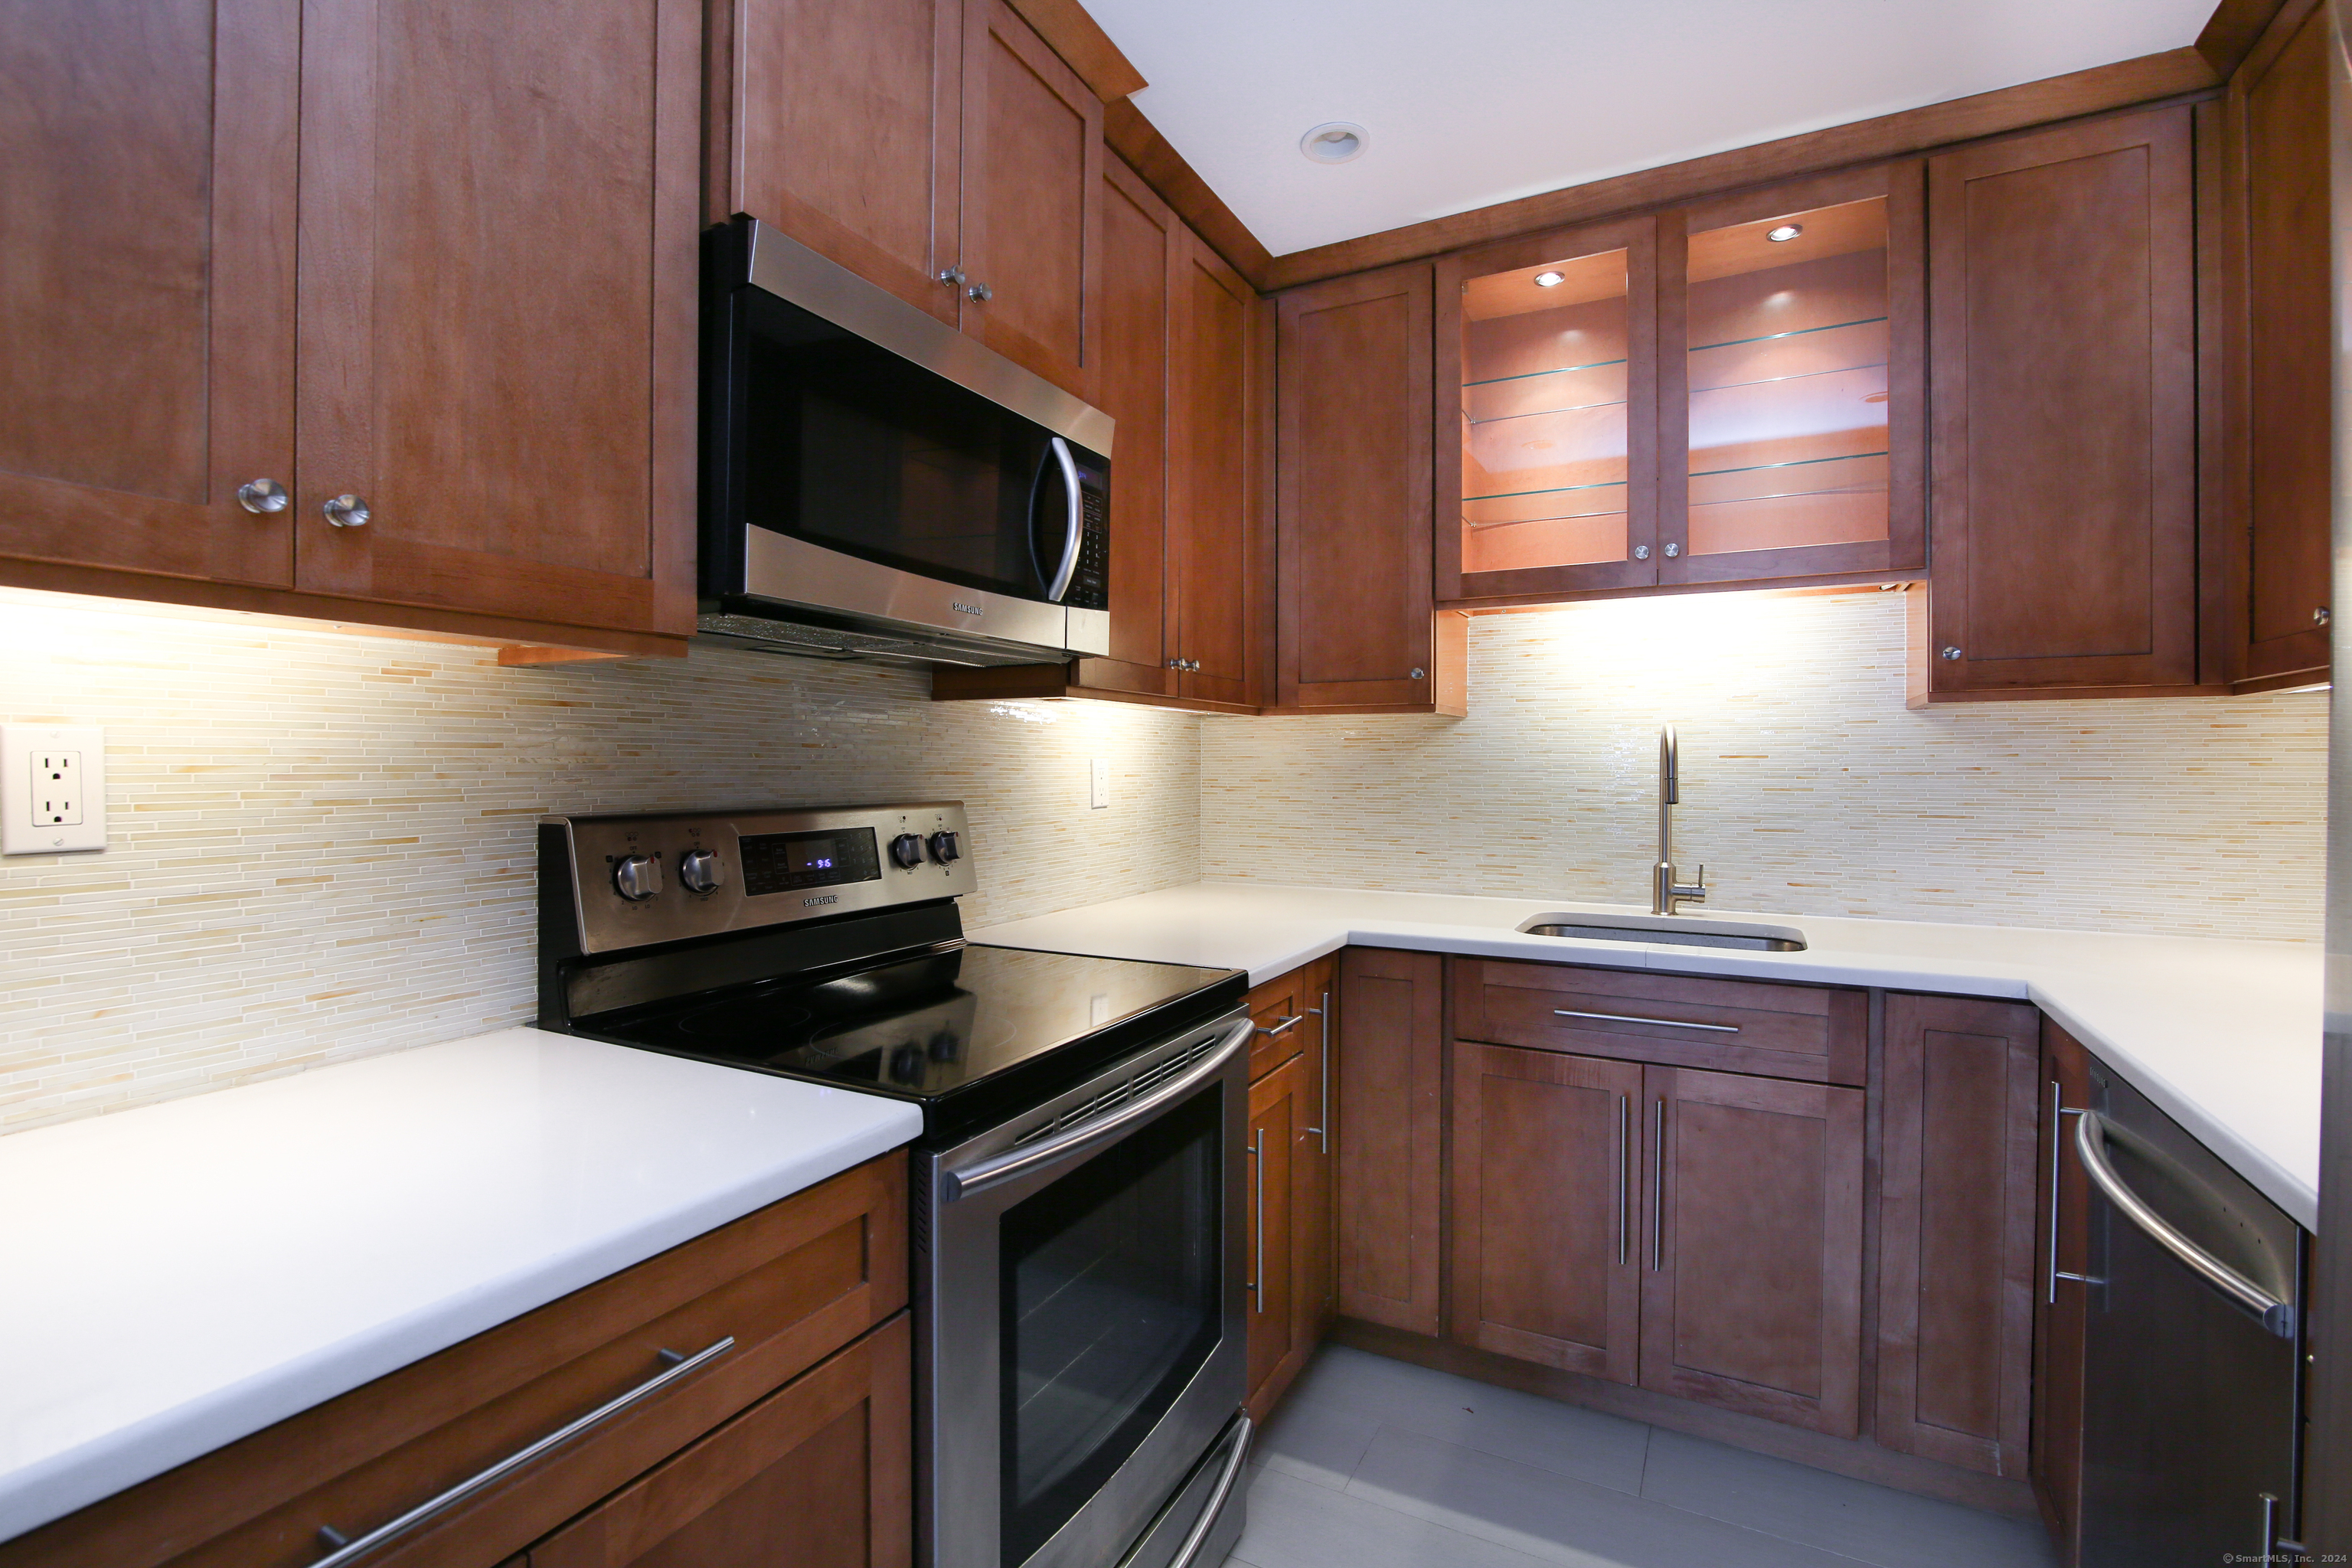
xmin=323 ymin=494 xmax=371 ymax=530
xmin=2316 ymin=607 xmax=2332 ymax=626
xmin=967 ymin=282 xmax=992 ymax=302
xmin=236 ymin=478 xmax=288 ymax=514
xmin=1664 ymin=542 xmax=1681 ymax=558
xmin=1410 ymin=667 xmax=1426 ymax=680
xmin=1632 ymin=545 xmax=1650 ymax=560
xmin=1940 ymin=645 xmax=1963 ymax=661
xmin=937 ymin=266 xmax=966 ymax=286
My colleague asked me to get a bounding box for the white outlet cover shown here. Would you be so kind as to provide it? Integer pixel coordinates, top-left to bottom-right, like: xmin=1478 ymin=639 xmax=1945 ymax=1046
xmin=1089 ymin=757 xmax=1109 ymax=810
xmin=3 ymin=724 xmax=106 ymax=854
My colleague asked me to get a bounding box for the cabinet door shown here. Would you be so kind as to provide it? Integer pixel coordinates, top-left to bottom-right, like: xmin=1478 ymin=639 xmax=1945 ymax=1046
xmin=1276 ymin=266 xmax=1464 ymax=714
xmin=527 ymin=1314 xmax=912 ymax=1568
xmin=1874 ymin=995 xmax=2040 ymax=1475
xmin=1662 ymin=162 xmax=1926 ymax=589
xmin=1245 ymin=1050 xmax=1304 ymax=1417
xmin=956 ymin=0 xmax=1102 ymax=397
xmin=2032 ymin=1021 xmax=2093 ymax=1564
xmin=1436 ymin=216 xmax=1660 ymax=603
xmin=1072 ymin=156 xmax=1178 ymax=698
xmin=1170 ymin=227 xmax=1263 ymax=707
xmin=1640 ymin=1066 xmax=1864 ymax=1436
xmin=293 ymin=0 xmax=699 ymax=641
xmin=1452 ymin=1043 xmax=1642 ymax=1383
xmin=721 ymin=0 xmax=962 ymax=322
xmin=1335 ymin=949 xmax=1445 ymax=1334
xmin=2223 ymin=4 xmax=2334 ymax=690
xmin=0 ymin=0 xmax=298 ymax=589
xmin=1924 ymin=106 xmax=2198 ymax=694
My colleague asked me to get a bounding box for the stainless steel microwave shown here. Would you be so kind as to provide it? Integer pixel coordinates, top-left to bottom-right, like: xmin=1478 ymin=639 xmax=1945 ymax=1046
xmin=698 ymin=216 xmax=1112 ymax=667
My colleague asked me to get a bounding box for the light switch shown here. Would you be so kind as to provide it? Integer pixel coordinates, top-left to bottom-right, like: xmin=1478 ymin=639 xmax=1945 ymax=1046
xmin=3 ymin=725 xmax=107 ymax=854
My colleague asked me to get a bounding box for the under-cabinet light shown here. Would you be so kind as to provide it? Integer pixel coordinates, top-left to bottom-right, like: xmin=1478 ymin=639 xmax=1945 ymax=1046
xmin=1766 ymin=224 xmax=1804 ymax=243
xmin=1533 ymin=271 xmax=1566 ymax=288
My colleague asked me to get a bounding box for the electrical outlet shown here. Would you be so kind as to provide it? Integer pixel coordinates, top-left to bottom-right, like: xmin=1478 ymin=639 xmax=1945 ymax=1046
xmin=3 ymin=725 xmax=107 ymax=854
xmin=1089 ymin=757 xmax=1109 ymax=809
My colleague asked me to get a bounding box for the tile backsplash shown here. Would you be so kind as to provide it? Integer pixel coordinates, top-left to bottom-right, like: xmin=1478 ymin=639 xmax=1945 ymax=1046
xmin=3 ymin=584 xmax=2329 ymax=1135
xmin=1201 ymin=590 xmax=2328 ymax=939
xmin=0 ymin=596 xmax=1198 ymax=1131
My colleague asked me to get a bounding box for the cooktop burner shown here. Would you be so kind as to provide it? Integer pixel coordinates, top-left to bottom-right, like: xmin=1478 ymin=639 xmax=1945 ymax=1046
xmin=582 ymin=942 xmax=1241 ymax=1125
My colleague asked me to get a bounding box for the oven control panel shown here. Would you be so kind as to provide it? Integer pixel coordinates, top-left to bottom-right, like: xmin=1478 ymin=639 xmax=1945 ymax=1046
xmin=546 ymin=802 xmax=975 ymax=955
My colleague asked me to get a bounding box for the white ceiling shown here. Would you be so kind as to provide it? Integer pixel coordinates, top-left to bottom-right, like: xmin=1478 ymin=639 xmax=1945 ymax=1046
xmin=1086 ymin=0 xmax=2216 ymax=257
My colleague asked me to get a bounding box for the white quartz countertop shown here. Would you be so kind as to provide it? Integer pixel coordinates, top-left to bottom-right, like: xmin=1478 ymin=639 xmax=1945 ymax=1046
xmin=973 ymin=882 xmax=2322 ymax=1232
xmin=0 ymin=1027 xmax=920 ymax=1544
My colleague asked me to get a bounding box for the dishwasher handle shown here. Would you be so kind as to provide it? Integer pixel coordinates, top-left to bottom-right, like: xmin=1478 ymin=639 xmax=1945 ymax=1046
xmin=2074 ymin=1109 xmax=2295 ymax=1338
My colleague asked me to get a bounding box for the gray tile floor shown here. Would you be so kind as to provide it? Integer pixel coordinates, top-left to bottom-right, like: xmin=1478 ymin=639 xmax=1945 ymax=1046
xmin=1223 ymin=1348 xmax=2060 ymax=1568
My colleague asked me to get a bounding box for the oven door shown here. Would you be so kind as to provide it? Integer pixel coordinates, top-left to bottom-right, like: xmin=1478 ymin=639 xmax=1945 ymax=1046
xmin=919 ymin=1011 xmax=1253 ymax=1568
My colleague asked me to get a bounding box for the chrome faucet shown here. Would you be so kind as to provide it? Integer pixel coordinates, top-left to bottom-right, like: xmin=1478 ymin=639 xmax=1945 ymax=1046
xmin=1653 ymin=725 xmax=1708 ymax=916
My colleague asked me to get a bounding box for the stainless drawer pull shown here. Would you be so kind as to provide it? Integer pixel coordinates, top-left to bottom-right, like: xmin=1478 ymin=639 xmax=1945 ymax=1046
xmin=1554 ymin=1008 xmax=1739 ymax=1034
xmin=1248 ymin=1128 xmax=1266 ymax=1314
xmin=1255 ymin=1014 xmax=1303 ymax=1038
xmin=1615 ymin=1093 xmax=1630 ymax=1267
xmin=1649 ymin=1099 xmax=1666 ymax=1272
xmin=2074 ymin=1110 xmax=2294 ymax=1335
xmin=1304 ymin=995 xmax=1329 ymax=1154
xmin=309 ymin=1336 xmax=733 ymax=1566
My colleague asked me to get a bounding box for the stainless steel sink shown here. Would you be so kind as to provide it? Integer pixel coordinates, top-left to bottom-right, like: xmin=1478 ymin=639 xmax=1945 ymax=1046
xmin=1514 ymin=912 xmax=1807 ymax=952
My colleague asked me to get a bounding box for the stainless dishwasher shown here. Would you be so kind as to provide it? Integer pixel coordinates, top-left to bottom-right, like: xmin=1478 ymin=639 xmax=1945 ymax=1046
xmin=2077 ymin=1062 xmax=2308 ymax=1565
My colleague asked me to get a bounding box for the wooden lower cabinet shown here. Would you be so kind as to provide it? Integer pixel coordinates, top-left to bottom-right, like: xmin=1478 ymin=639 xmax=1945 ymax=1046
xmin=2032 ymin=1020 xmax=2095 ymax=1563
xmin=0 ymin=1155 xmax=909 ymax=1568
xmin=1640 ymin=1066 xmax=1866 ymax=1438
xmin=1334 ymin=948 xmax=1446 ymax=1334
xmin=1450 ymin=1044 xmax=1642 ymax=1383
xmin=1874 ymin=995 xmax=2040 ymax=1476
xmin=522 ymin=1314 xmax=910 ymax=1568
xmin=1243 ymin=959 xmax=1335 ymax=1423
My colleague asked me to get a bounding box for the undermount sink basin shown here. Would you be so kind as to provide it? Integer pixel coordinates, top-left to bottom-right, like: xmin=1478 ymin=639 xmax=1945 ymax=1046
xmin=1514 ymin=912 xmax=1808 ymax=953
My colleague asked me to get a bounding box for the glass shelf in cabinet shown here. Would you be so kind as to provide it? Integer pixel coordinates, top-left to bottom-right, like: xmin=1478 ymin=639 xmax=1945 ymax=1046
xmin=1689 ymin=449 xmax=1890 ymax=481
xmin=1462 ymin=356 xmax=1629 ymax=388
xmin=1687 ymin=315 xmax=1887 ymax=355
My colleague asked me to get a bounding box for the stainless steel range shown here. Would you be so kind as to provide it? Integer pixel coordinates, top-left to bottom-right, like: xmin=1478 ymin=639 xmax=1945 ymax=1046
xmin=537 ymin=802 xmax=1253 ymax=1568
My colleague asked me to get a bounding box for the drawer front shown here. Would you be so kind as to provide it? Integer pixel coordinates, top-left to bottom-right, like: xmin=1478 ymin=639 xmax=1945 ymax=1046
xmin=1453 ymin=960 xmax=1865 ymax=1085
xmin=1246 ymin=960 xmax=1328 ymax=1080
xmin=4 ymin=1155 xmax=908 ymax=1568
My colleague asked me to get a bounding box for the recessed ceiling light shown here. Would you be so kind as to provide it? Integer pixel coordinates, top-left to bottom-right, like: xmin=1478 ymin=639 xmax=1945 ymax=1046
xmin=1300 ymin=122 xmax=1369 ymax=164
xmin=1766 ymin=224 xmax=1804 ymax=243
xmin=1533 ymin=271 xmax=1566 ymax=288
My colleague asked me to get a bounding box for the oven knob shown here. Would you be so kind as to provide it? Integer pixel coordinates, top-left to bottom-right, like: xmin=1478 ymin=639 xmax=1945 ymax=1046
xmin=611 ymin=853 xmax=662 ymax=902
xmin=926 ymin=830 xmax=961 ymax=865
xmin=889 ymin=832 xmax=926 ymax=870
xmin=678 ymin=847 xmax=724 ymax=895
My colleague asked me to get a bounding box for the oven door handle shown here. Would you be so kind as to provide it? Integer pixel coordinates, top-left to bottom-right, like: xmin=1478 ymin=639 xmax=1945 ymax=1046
xmin=2074 ymin=1109 xmax=2295 ymax=1336
xmin=942 ymin=1015 xmax=1253 ymax=1201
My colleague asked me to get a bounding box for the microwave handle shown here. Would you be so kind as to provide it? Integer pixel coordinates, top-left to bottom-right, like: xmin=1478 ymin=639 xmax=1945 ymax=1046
xmin=1041 ymin=436 xmax=1083 ymax=603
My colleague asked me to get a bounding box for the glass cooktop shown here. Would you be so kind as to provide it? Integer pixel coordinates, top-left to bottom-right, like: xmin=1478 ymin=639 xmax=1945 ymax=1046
xmin=581 ymin=943 xmax=1245 ymax=1121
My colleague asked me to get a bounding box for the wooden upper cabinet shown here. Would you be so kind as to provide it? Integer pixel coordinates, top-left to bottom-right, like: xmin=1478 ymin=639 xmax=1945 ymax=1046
xmin=1640 ymin=1066 xmax=1864 ymax=1438
xmin=1661 ymin=162 xmax=1926 ymax=589
xmin=1277 ymin=266 xmax=1466 ymax=714
xmin=1076 ymin=156 xmax=1179 ymax=698
xmin=718 ymin=0 xmax=963 ymax=321
xmin=1451 ymin=1044 xmax=1643 ymax=1385
xmin=956 ymin=0 xmax=1102 ymax=396
xmin=1923 ymin=106 xmax=2200 ymax=697
xmin=1170 ymin=227 xmax=1264 ymax=707
xmin=2222 ymin=1 xmax=2334 ymax=691
xmin=0 ymin=0 xmax=299 ymax=589
xmin=1335 ymin=947 xmax=1445 ymax=1334
xmin=294 ymin=0 xmax=699 ymax=639
xmin=1436 ymin=216 xmax=1659 ymax=603
xmin=1875 ymin=995 xmax=2040 ymax=1478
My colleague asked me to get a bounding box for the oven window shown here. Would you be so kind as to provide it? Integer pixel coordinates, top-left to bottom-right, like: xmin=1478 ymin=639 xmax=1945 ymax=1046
xmin=998 ymin=1087 xmax=1223 ymax=1566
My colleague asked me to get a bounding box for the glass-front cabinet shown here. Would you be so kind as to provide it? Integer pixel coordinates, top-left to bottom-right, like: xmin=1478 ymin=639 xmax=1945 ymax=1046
xmin=1436 ymin=166 xmax=1922 ymax=604
xmin=1436 ymin=217 xmax=1658 ymax=599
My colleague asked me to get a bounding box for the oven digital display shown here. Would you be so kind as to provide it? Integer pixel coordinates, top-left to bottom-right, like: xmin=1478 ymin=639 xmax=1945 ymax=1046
xmin=741 ymin=828 xmax=880 ymax=896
